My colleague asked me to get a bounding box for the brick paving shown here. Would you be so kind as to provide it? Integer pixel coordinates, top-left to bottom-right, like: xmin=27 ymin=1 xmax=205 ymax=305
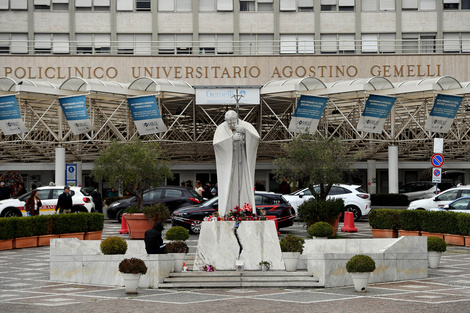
xmin=1 ymin=219 xmax=469 ymax=313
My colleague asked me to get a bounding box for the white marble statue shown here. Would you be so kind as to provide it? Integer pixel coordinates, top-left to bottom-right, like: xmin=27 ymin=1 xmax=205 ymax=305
xmin=213 ymin=110 xmax=260 ymax=217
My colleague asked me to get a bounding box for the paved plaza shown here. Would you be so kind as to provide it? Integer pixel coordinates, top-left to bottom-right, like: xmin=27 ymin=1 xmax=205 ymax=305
xmin=1 ymin=219 xmax=470 ymax=313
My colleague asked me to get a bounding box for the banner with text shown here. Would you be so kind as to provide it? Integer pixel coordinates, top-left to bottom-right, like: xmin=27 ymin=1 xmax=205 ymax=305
xmin=0 ymin=95 xmax=28 ymax=135
xmin=127 ymin=95 xmax=167 ymax=135
xmin=357 ymin=94 xmax=396 ymax=133
xmin=196 ymin=88 xmax=260 ymax=105
xmin=288 ymin=95 xmax=328 ymax=134
xmin=59 ymin=95 xmax=94 ymax=135
xmin=424 ymin=94 xmax=463 ymax=133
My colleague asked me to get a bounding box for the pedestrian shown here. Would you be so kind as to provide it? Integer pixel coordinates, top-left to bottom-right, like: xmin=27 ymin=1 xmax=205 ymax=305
xmin=202 ymin=182 xmax=212 ymax=199
xmin=108 ymin=188 xmax=119 ymax=197
xmin=279 ymin=177 xmax=291 ymax=194
xmin=31 ymin=183 xmax=37 ymax=191
xmin=255 ymin=180 xmax=266 ymax=191
xmin=211 ymin=183 xmax=218 ymax=197
xmin=0 ymin=181 xmax=10 ymax=200
xmin=91 ymin=187 xmax=103 ymax=214
xmin=180 ymin=181 xmax=186 ymax=188
xmin=186 ymin=180 xmax=193 ymax=189
xmin=24 ymin=190 xmax=42 ymax=216
xmin=194 ymin=181 xmax=203 ymax=196
xmin=55 ymin=186 xmax=73 ymax=214
xmin=17 ymin=182 xmax=26 ymax=197
xmin=144 ymin=222 xmax=166 ymax=254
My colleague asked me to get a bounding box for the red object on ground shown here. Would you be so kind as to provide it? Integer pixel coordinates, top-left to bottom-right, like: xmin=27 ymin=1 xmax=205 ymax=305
xmin=341 ymin=211 xmax=358 ymax=232
xmin=266 ymin=215 xmax=280 ymax=235
xmin=119 ymin=215 xmax=129 ymax=234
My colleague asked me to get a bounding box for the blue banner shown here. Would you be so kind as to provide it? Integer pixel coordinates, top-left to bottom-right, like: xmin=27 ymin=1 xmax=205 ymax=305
xmin=288 ymin=95 xmax=328 ymax=134
xmin=127 ymin=95 xmax=167 ymax=135
xmin=0 ymin=95 xmax=28 ymax=135
xmin=59 ymin=95 xmax=93 ymax=134
xmin=425 ymin=94 xmax=463 ymax=133
xmin=357 ymin=94 xmax=396 ymax=133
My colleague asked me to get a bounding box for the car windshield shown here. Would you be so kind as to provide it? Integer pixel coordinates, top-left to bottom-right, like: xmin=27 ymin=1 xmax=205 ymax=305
xmin=201 ymin=197 xmax=218 ymax=206
xmin=187 ymin=188 xmax=201 ymax=198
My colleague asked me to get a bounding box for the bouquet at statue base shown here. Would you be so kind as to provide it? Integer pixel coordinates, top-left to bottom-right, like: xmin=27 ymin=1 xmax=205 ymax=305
xmin=225 ymin=203 xmax=258 ymax=221
xmin=203 ymin=264 xmax=216 ymax=272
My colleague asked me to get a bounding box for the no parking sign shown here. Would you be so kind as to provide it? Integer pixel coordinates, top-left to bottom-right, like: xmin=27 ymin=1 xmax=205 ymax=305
xmin=432 ymin=168 xmax=442 ymax=183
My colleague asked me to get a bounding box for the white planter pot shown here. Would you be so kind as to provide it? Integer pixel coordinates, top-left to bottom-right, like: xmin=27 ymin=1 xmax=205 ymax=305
xmin=282 ymin=252 xmax=301 ymax=272
xmin=350 ymin=272 xmax=371 ymax=293
xmin=121 ymin=273 xmax=141 ymax=294
xmin=428 ymin=251 xmax=442 ymax=269
xmin=169 ymin=253 xmax=186 ymax=272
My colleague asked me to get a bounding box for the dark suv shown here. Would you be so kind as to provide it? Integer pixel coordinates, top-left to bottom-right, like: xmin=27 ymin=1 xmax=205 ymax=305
xmin=107 ymin=186 xmax=203 ymax=223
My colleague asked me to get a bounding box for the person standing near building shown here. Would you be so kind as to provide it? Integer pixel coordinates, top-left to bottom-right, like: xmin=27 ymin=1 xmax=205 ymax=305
xmin=55 ymin=186 xmax=73 ymax=214
xmin=0 ymin=182 xmax=10 ymax=200
xmin=202 ymin=181 xmax=213 ymax=199
xmin=91 ymin=187 xmax=103 ymax=214
xmin=17 ymin=182 xmax=26 ymax=197
xmin=255 ymin=180 xmax=266 ymax=191
xmin=194 ymin=181 xmax=203 ymax=196
xmin=279 ymin=177 xmax=291 ymax=194
xmin=24 ymin=190 xmax=42 ymax=216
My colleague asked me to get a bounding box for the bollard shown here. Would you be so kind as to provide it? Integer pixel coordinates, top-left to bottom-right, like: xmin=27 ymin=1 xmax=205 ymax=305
xmin=341 ymin=211 xmax=358 ymax=232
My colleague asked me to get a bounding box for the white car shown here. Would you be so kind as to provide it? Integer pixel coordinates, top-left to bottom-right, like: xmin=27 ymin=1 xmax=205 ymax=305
xmin=0 ymin=186 xmax=95 ymax=217
xmin=283 ymin=184 xmax=371 ymax=221
xmin=407 ymin=186 xmax=470 ymax=211
xmin=399 ymin=181 xmax=440 ymax=201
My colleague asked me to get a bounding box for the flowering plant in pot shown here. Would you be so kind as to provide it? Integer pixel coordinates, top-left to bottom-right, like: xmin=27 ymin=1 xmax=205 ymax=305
xmin=346 ymin=254 xmax=376 ymax=293
xmin=259 ymin=260 xmax=272 ymax=271
xmin=427 ymin=236 xmax=447 ymax=269
xmin=279 ymin=234 xmax=304 ymax=272
xmin=118 ymin=257 xmax=147 ymax=294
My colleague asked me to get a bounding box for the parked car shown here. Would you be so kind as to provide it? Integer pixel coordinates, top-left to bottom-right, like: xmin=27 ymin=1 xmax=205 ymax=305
xmin=399 ymin=181 xmax=440 ymax=201
xmin=171 ymin=191 xmax=296 ymax=234
xmin=407 ymin=186 xmax=470 ymax=211
xmin=282 ymin=184 xmax=371 ymax=221
xmin=0 ymin=186 xmax=95 ymax=217
xmin=438 ymin=197 xmax=470 ymax=213
xmin=107 ymin=186 xmax=203 ymax=223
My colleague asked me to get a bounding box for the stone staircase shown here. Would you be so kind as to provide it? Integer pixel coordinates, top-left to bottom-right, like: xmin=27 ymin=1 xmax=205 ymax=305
xmin=160 ymin=253 xmax=321 ymax=288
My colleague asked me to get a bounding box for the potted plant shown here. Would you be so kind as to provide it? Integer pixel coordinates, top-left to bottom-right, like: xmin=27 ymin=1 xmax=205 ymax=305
xmin=308 ymin=221 xmax=334 ymax=238
xmin=346 ymin=254 xmax=376 ymax=292
xmin=84 ymin=213 xmax=105 ymax=240
xmin=298 ymin=198 xmax=344 ymax=237
xmin=442 ymin=212 xmax=464 ymax=246
xmin=0 ymin=218 xmax=15 ymax=251
xmin=118 ymin=257 xmax=147 ymax=294
xmin=427 ymin=236 xmax=447 ymax=269
xmin=124 ymin=203 xmax=170 ymax=239
xmin=12 ymin=216 xmax=38 ymax=249
xmin=420 ymin=211 xmax=446 ymax=239
xmin=279 ymin=234 xmax=304 ymax=272
xmin=399 ymin=209 xmax=423 ymax=236
xmin=100 ymin=236 xmax=128 ymax=255
xmin=165 ymin=226 xmax=190 ymax=272
xmin=458 ymin=213 xmax=470 ymax=247
xmin=259 ymin=260 xmax=271 ymax=271
xmin=368 ymin=209 xmax=401 ymax=238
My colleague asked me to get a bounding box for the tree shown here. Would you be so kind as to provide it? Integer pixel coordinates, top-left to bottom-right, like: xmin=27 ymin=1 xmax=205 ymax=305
xmin=91 ymin=139 xmax=173 ymax=210
xmin=273 ymin=133 xmax=357 ymax=200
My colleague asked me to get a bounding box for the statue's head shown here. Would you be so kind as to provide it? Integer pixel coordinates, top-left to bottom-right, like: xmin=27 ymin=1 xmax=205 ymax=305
xmin=225 ymin=110 xmax=238 ymax=130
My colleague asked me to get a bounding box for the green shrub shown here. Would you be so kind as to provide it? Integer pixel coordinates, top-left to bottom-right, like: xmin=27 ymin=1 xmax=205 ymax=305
xmin=13 ymin=217 xmax=34 ymax=238
xmin=400 ymin=209 xmax=425 ymax=231
xmin=0 ymin=218 xmax=15 ymax=240
xmin=442 ymin=212 xmax=461 ymax=235
xmin=87 ymin=213 xmax=105 ymax=232
xmin=165 ymin=226 xmax=190 ymax=241
xmin=279 ymin=234 xmax=305 ymax=253
xmin=31 ymin=215 xmax=50 ymax=236
xmin=457 ymin=213 xmax=470 ymax=236
xmin=100 ymin=236 xmax=128 ymax=255
xmin=143 ymin=203 xmax=171 ymax=222
xmin=371 ymin=194 xmax=410 ymax=206
xmin=346 ymin=254 xmax=376 ymax=273
xmin=164 ymin=241 xmax=189 ymax=253
xmin=298 ymin=198 xmax=344 ymax=227
xmin=427 ymin=236 xmax=447 ymax=252
xmin=68 ymin=213 xmax=88 ymax=233
xmin=308 ymin=222 xmax=334 ymax=238
xmin=51 ymin=214 xmax=68 ymax=234
xmin=421 ymin=211 xmax=448 ymax=233
xmin=368 ymin=209 xmax=401 ymax=230
xmin=118 ymin=258 xmax=147 ymax=274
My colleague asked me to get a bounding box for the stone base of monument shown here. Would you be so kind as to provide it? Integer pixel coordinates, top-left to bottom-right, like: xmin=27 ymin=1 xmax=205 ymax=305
xmin=194 ymin=220 xmax=284 ymax=271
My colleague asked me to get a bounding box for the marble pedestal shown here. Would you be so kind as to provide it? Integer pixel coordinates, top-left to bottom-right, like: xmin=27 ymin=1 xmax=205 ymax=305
xmin=194 ymin=220 xmax=284 ymax=271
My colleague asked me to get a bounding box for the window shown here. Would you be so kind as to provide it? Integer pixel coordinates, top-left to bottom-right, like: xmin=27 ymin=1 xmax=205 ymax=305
xmin=280 ymin=34 xmax=314 ymax=54
xmin=158 ymin=0 xmax=191 ymax=12
xmin=321 ymin=34 xmax=355 ymax=54
xmin=0 ymin=0 xmax=28 ymax=10
xmin=240 ymin=0 xmax=255 ymax=11
xmin=164 ymin=189 xmax=183 ymax=198
xmin=158 ymin=34 xmax=193 ymax=54
xmin=402 ymin=33 xmax=435 ymax=53
xmin=443 ymin=0 xmax=470 ymax=10
xmin=143 ymin=189 xmax=162 ymax=202
xmin=255 ymin=195 xmax=271 ymax=205
xmin=362 ymin=0 xmax=395 ymax=11
xmin=136 ymin=0 xmax=150 ymax=10
xmin=402 ymin=0 xmax=436 ymax=10
xmin=117 ymin=34 xmax=151 ymax=54
xmin=76 ymin=33 xmax=111 ymax=54
xmin=240 ymin=0 xmax=273 ymax=11
xmin=443 ymin=33 xmax=470 ymax=52
xmin=33 ymin=0 xmax=69 ymax=10
xmin=200 ymin=34 xmax=233 ymax=54
xmin=34 ymin=33 xmax=70 ymax=54
xmin=0 ymin=33 xmax=28 ymax=54
xmin=239 ymin=34 xmax=273 ymax=55
xmin=76 ymin=0 xmax=110 ymax=11
xmin=200 ymin=0 xmax=215 ymax=11
xmin=321 ymin=0 xmax=354 ymax=11
xmin=279 ymin=0 xmax=313 ymax=12
xmin=436 ymin=190 xmax=458 ymax=201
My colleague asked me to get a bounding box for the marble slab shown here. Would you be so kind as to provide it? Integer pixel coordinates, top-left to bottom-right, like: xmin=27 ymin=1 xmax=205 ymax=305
xmin=194 ymin=221 xmax=284 ymax=271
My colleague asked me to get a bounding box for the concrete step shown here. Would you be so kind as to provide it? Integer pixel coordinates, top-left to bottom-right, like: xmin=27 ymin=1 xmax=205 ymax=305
xmin=160 ymin=281 xmax=323 ymax=289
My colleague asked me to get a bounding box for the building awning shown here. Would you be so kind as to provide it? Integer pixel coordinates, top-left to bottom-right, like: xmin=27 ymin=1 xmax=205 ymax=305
xmin=128 ymin=77 xmax=194 ymax=95
xmin=261 ymin=77 xmax=326 ymax=95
